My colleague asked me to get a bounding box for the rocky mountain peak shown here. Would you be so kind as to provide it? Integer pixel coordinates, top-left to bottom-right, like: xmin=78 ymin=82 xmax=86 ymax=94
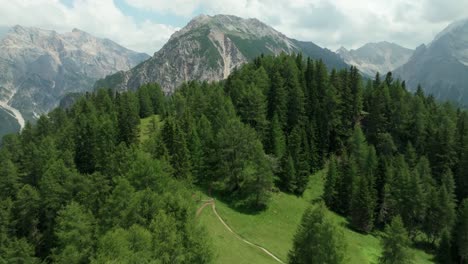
xmin=337 ymin=41 xmax=413 ymax=77
xmin=336 ymin=46 xmax=348 ymax=54
xmin=96 ymin=14 xmax=347 ymax=94
xmin=0 ymin=25 xmax=150 ymax=135
xmin=393 ymin=18 xmax=468 ymax=105
xmin=433 ymin=18 xmax=468 ymax=43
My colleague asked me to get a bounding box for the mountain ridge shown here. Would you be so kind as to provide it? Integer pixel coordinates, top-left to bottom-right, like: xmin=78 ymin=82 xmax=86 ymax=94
xmin=337 ymin=41 xmax=414 ymax=77
xmin=0 ymin=25 xmax=150 ymax=137
xmin=394 ymin=18 xmax=468 ymax=105
xmin=96 ymin=14 xmax=348 ymax=94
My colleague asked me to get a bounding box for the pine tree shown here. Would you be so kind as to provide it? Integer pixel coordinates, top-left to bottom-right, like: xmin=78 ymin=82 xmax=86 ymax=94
xmin=350 ymin=175 xmax=376 ymax=233
xmin=379 ymin=216 xmax=414 ymax=264
xmin=424 ymin=183 xmax=456 ymax=244
xmin=268 ymin=113 xmax=286 ymax=158
xmin=437 ymin=229 xmax=454 ymax=264
xmin=456 ymin=144 xmax=468 ymax=201
xmin=403 ymin=166 xmax=426 ymax=239
xmin=279 ymin=151 xmax=297 ymax=193
xmin=267 ymin=69 xmax=287 ymax=125
xmin=456 ymin=199 xmax=468 ymax=263
xmin=74 ymin=99 xmax=99 ymax=174
xmin=349 ymin=66 xmax=363 ymax=124
xmin=52 ymin=202 xmax=95 ymax=264
xmin=236 ymin=83 xmax=268 ymax=136
xmin=162 ymin=117 xmax=192 ymax=180
xmin=213 ymin=119 xmax=273 ymax=208
xmin=337 ymin=153 xmax=358 ymax=214
xmin=147 ymin=83 xmax=166 ymax=115
xmin=288 ymin=203 xmax=346 ymax=264
xmin=137 ymin=85 xmax=153 ymax=118
xmin=348 ymin=125 xmax=368 ymax=170
xmin=117 ymin=92 xmax=140 ymax=145
xmin=0 ymin=157 xmax=19 ymax=199
xmin=288 ymin=126 xmax=311 ymax=195
xmin=324 ymin=155 xmax=339 ymax=211
xmin=351 ymin=146 xmax=377 ymax=232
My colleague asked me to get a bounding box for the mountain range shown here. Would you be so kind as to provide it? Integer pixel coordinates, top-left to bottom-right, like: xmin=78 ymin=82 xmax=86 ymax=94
xmin=95 ymin=14 xmax=348 ymax=94
xmin=0 ymin=25 xmax=149 ymax=136
xmin=2 ymin=15 xmax=468 ymax=139
xmin=337 ymin=42 xmax=414 ymax=77
xmin=393 ymin=19 xmax=468 ymax=105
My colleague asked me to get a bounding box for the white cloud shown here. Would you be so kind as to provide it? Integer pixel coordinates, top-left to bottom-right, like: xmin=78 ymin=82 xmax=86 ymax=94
xmin=1 ymin=0 xmax=468 ymax=53
xmin=124 ymin=0 xmax=468 ymax=50
xmin=0 ymin=0 xmax=177 ymax=54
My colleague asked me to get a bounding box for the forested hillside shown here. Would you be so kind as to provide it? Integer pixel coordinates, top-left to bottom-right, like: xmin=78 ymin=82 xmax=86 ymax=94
xmin=1 ymin=53 xmax=467 ymax=263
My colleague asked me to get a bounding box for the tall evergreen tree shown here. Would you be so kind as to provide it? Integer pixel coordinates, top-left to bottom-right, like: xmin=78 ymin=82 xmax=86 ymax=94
xmin=289 ymin=203 xmax=346 ymax=264
xmin=268 ymin=113 xmax=286 ymax=158
xmin=456 ymin=199 xmax=468 ymax=263
xmin=52 ymin=202 xmax=95 ymax=264
xmin=117 ymin=92 xmax=140 ymax=145
xmin=379 ymin=216 xmax=414 ymax=264
xmin=279 ymin=151 xmax=297 ymax=193
xmin=350 ymin=174 xmax=376 ymax=233
xmin=324 ymin=156 xmax=339 ymax=211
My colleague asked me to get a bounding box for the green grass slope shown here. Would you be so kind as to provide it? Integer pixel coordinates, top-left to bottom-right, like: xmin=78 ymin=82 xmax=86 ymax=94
xmin=200 ymin=172 xmax=435 ymax=264
xmin=199 ymin=205 xmax=278 ymax=264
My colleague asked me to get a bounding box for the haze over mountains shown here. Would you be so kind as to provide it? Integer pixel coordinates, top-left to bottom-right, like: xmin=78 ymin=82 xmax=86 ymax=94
xmin=393 ymin=18 xmax=468 ymax=105
xmin=95 ymin=14 xmax=347 ymax=94
xmin=0 ymin=25 xmax=149 ymax=136
xmin=337 ymin=42 xmax=414 ymax=77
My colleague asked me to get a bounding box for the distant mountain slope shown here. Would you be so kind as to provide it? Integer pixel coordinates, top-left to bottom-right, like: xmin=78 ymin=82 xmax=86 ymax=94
xmin=394 ymin=19 xmax=468 ymax=105
xmin=0 ymin=25 xmax=149 ymax=136
xmin=96 ymin=14 xmax=348 ymax=93
xmin=337 ymin=41 xmax=413 ymax=77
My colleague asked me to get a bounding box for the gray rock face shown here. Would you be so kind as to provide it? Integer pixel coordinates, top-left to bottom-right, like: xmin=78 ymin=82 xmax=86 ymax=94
xmin=337 ymin=41 xmax=413 ymax=77
xmin=394 ymin=19 xmax=468 ymax=105
xmin=96 ymin=14 xmax=347 ymax=94
xmin=0 ymin=25 xmax=149 ymax=130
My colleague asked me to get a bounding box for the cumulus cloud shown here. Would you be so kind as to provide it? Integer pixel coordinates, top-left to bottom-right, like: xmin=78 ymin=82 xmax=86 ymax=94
xmin=0 ymin=0 xmax=177 ymax=54
xmin=1 ymin=0 xmax=468 ymax=54
xmin=124 ymin=0 xmax=468 ymax=50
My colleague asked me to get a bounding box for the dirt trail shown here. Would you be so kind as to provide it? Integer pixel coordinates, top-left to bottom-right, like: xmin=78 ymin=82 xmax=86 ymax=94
xmin=197 ymin=199 xmax=285 ymax=264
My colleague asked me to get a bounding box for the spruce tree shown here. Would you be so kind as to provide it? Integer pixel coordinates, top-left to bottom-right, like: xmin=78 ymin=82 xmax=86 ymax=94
xmin=268 ymin=113 xmax=286 ymax=158
xmin=324 ymin=155 xmax=339 ymax=211
xmin=289 ymin=203 xmax=346 ymax=264
xmin=267 ymin=69 xmax=287 ymax=125
xmin=279 ymin=151 xmax=297 ymax=193
xmin=117 ymin=92 xmax=140 ymax=145
xmin=437 ymin=229 xmax=454 ymax=264
xmin=137 ymin=85 xmax=153 ymax=118
xmin=350 ymin=175 xmax=376 ymax=233
xmin=379 ymin=216 xmax=414 ymax=264
xmin=456 ymin=199 xmax=468 ymax=263
xmin=52 ymin=202 xmax=95 ymax=264
xmin=337 ymin=153 xmax=357 ymax=214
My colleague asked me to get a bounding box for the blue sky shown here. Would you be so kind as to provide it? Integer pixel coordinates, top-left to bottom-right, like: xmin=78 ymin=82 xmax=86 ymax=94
xmin=113 ymin=0 xmax=188 ymax=27
xmin=0 ymin=0 xmax=467 ymax=54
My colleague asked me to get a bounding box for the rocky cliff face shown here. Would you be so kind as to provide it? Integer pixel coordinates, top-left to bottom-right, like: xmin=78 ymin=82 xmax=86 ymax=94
xmin=0 ymin=25 xmax=149 ymax=134
xmin=96 ymin=14 xmax=348 ymax=94
xmin=394 ymin=19 xmax=468 ymax=105
xmin=337 ymin=41 xmax=414 ymax=77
